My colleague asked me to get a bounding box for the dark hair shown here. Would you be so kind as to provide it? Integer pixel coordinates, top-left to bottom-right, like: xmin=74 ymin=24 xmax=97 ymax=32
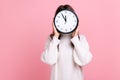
xmin=54 ymin=4 xmax=75 ymax=16
xmin=50 ymin=4 xmax=78 ymax=40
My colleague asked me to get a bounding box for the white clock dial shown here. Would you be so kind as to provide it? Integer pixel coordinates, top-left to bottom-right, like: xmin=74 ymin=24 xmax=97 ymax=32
xmin=54 ymin=10 xmax=78 ymax=34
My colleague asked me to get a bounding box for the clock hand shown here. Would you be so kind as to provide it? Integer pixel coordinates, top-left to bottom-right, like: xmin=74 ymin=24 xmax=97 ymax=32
xmin=61 ymin=13 xmax=66 ymax=23
xmin=65 ymin=15 xmax=67 ymax=23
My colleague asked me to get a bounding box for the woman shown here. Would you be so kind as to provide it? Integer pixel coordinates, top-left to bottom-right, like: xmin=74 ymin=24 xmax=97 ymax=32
xmin=41 ymin=4 xmax=93 ymax=80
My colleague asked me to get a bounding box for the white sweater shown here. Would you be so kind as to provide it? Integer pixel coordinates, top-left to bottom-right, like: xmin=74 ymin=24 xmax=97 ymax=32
xmin=41 ymin=34 xmax=93 ymax=80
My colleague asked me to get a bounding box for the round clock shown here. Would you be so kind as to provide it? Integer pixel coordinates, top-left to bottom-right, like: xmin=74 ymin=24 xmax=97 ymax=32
xmin=54 ymin=10 xmax=79 ymax=34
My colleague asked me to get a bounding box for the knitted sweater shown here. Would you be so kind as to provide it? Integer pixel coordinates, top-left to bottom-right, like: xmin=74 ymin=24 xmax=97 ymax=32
xmin=41 ymin=34 xmax=93 ymax=80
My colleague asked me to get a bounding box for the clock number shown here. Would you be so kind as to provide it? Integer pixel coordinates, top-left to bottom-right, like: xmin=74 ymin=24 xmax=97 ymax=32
xmin=58 ymin=16 xmax=60 ymax=18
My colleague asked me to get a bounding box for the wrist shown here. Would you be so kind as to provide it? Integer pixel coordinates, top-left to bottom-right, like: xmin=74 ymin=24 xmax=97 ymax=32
xmin=54 ymin=34 xmax=59 ymax=38
xmin=72 ymin=34 xmax=77 ymax=37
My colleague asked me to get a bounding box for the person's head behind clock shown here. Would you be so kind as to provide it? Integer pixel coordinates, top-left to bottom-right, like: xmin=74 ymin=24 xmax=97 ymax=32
xmin=51 ymin=4 xmax=78 ymax=40
xmin=54 ymin=4 xmax=75 ymax=16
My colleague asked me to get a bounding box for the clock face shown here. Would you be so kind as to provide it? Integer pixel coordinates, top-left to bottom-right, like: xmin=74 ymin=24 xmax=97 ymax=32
xmin=54 ymin=10 xmax=79 ymax=34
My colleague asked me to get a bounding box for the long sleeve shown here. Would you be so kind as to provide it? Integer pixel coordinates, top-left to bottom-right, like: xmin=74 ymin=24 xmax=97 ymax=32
xmin=71 ymin=34 xmax=93 ymax=66
xmin=41 ymin=35 xmax=60 ymax=65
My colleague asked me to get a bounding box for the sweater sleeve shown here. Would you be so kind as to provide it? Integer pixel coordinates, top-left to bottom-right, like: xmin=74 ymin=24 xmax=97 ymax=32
xmin=71 ymin=34 xmax=93 ymax=66
xmin=41 ymin=35 xmax=60 ymax=65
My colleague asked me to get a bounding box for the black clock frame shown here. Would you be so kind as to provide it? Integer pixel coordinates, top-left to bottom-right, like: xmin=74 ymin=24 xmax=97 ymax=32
xmin=53 ymin=10 xmax=79 ymax=34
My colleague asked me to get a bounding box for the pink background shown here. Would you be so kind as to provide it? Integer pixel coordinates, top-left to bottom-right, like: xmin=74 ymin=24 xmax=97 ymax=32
xmin=0 ymin=0 xmax=120 ymax=80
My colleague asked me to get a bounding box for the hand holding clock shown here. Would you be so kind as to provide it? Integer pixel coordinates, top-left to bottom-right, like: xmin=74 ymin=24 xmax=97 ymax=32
xmin=71 ymin=26 xmax=79 ymax=38
xmin=53 ymin=23 xmax=60 ymax=38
